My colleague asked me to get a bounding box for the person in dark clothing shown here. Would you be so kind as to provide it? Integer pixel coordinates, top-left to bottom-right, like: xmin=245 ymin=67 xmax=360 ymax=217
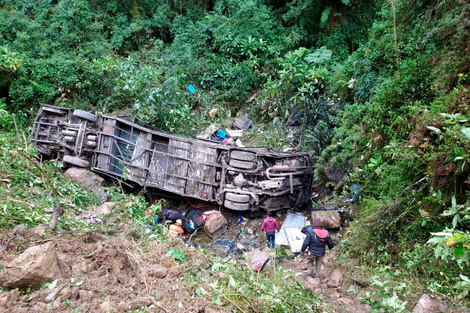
xmin=163 ymin=209 xmax=186 ymax=225
xmin=300 ymin=219 xmax=335 ymax=278
xmin=261 ymin=211 xmax=280 ymax=250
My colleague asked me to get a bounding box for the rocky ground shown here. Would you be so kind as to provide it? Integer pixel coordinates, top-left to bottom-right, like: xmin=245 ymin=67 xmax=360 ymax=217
xmin=0 ymin=205 xmax=461 ymax=313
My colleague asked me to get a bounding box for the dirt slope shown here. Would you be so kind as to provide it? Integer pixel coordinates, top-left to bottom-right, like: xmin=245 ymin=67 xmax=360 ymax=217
xmin=0 ymin=225 xmax=374 ymax=313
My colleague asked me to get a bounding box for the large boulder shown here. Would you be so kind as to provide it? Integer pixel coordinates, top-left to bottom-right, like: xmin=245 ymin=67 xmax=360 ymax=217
xmin=310 ymin=210 xmax=342 ymax=229
xmin=204 ymin=212 xmax=228 ymax=238
xmin=0 ymin=242 xmax=67 ymax=289
xmin=64 ymin=167 xmax=108 ymax=200
xmin=64 ymin=167 xmax=104 ymax=191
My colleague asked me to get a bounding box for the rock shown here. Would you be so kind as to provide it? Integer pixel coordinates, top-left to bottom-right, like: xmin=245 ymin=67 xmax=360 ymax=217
xmin=4 ymin=289 xmax=20 ymax=308
xmin=100 ymin=301 xmax=115 ymax=312
xmin=64 ymin=167 xmax=104 ymax=191
xmin=12 ymin=224 xmax=28 ymax=233
xmin=306 ymin=276 xmax=321 ymax=287
xmin=338 ymin=297 xmax=355 ymax=305
xmin=52 ymin=296 xmax=62 ymax=309
xmin=246 ymin=249 xmax=270 ymax=271
xmin=328 ymin=290 xmax=341 ymax=299
xmin=31 ymin=303 xmax=46 ymax=311
xmin=204 ymin=212 xmax=228 ymax=238
xmin=327 ymin=269 xmax=343 ymax=288
xmin=126 ymin=297 xmax=153 ymax=310
xmin=94 ymin=202 xmax=115 ymax=216
xmin=310 ymin=210 xmax=342 ymax=229
xmin=0 ymin=242 xmax=64 ymax=289
xmin=0 ymin=293 xmax=8 ymax=307
xmin=413 ymin=294 xmax=448 ymax=313
xmin=28 ymin=226 xmax=48 ymax=237
xmin=72 ymin=260 xmax=87 ymax=276
xmin=70 ymin=286 xmax=80 ymax=300
xmin=96 ymin=188 xmax=109 ymax=202
xmin=78 ymin=290 xmax=93 ymax=301
xmin=147 ymin=264 xmax=168 ymax=279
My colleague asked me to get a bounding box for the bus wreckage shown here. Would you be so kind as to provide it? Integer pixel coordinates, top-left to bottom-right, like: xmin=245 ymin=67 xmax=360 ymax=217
xmin=32 ymin=104 xmax=314 ymax=212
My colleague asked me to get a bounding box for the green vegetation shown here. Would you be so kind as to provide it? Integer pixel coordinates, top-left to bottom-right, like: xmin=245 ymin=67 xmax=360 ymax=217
xmin=0 ymin=0 xmax=469 ymax=310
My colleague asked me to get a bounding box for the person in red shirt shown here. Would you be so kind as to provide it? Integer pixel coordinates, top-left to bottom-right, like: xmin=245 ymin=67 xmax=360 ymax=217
xmin=261 ymin=211 xmax=280 ymax=250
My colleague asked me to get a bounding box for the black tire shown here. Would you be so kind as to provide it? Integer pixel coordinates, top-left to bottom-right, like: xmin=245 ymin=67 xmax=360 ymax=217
xmin=225 ymin=192 xmax=250 ymax=203
xmin=73 ymin=109 xmax=98 ymax=123
xmin=63 ymin=155 xmax=90 ymax=168
xmin=229 ymin=159 xmax=255 ymax=169
xmin=230 ymin=150 xmax=257 ymax=161
xmin=224 ymin=200 xmax=250 ymax=211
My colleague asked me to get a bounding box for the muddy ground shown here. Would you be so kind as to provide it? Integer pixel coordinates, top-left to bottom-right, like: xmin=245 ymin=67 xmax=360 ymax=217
xmin=0 ymin=200 xmax=379 ymax=313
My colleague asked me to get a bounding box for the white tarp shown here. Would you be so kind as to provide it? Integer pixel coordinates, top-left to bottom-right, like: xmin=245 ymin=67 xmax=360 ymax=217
xmin=276 ymin=212 xmax=307 ymax=247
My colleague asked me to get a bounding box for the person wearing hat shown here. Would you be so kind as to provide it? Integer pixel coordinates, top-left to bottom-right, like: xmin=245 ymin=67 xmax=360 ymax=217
xmin=261 ymin=211 xmax=280 ymax=250
xmin=163 ymin=209 xmax=186 ymax=225
xmin=300 ymin=219 xmax=335 ymax=278
xmin=168 ymin=219 xmax=184 ymax=239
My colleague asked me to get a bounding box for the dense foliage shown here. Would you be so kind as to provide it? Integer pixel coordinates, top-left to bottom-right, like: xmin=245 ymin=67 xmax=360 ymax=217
xmin=323 ymin=0 xmax=470 ymax=302
xmin=1 ymin=0 xmax=469 ymax=309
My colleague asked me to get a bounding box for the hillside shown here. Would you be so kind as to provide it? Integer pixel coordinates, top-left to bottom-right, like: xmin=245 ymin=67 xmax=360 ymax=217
xmin=0 ymin=0 xmax=469 ymax=312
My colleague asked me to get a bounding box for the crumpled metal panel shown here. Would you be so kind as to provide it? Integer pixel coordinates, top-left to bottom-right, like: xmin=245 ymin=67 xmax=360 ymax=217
xmin=276 ymin=212 xmax=307 ymax=246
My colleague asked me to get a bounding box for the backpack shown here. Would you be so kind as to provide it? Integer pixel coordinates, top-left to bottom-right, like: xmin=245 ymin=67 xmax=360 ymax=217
xmin=183 ymin=210 xmax=204 ymax=234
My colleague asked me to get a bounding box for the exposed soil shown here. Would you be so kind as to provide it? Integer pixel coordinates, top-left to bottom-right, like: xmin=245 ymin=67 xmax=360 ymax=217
xmin=0 ymin=204 xmax=375 ymax=313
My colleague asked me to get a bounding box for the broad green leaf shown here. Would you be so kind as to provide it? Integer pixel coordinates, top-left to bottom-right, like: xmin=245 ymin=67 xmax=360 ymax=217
xmin=320 ymin=7 xmax=331 ymax=26
xmin=212 ymin=292 xmax=223 ymax=305
xmin=455 ymin=245 xmax=464 ymax=258
xmin=305 ymin=46 xmax=332 ymax=64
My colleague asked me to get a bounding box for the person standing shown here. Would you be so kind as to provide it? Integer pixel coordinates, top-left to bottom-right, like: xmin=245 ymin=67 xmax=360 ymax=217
xmin=300 ymin=219 xmax=335 ymax=278
xmin=261 ymin=211 xmax=280 ymax=250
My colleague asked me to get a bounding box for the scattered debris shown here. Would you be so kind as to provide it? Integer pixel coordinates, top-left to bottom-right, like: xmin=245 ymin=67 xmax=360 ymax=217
xmin=45 ymin=280 xmax=67 ymax=303
xmin=233 ymin=115 xmax=254 ymax=131
xmin=196 ymin=124 xmax=218 ymax=140
xmin=84 ymin=214 xmax=103 ymax=225
xmin=209 ymin=108 xmax=218 ymax=116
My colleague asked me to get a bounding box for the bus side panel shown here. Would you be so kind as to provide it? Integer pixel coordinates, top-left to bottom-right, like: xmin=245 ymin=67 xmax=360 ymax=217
xmin=185 ymin=142 xmax=218 ymax=200
xmin=147 ymin=135 xmax=169 ymax=189
xmin=165 ymin=140 xmax=190 ymax=194
xmin=96 ymin=119 xmax=115 ymax=171
xmin=128 ymin=132 xmax=152 ymax=184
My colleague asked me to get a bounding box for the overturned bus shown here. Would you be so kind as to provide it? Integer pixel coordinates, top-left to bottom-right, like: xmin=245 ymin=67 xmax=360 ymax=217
xmin=32 ymin=104 xmax=313 ymax=212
